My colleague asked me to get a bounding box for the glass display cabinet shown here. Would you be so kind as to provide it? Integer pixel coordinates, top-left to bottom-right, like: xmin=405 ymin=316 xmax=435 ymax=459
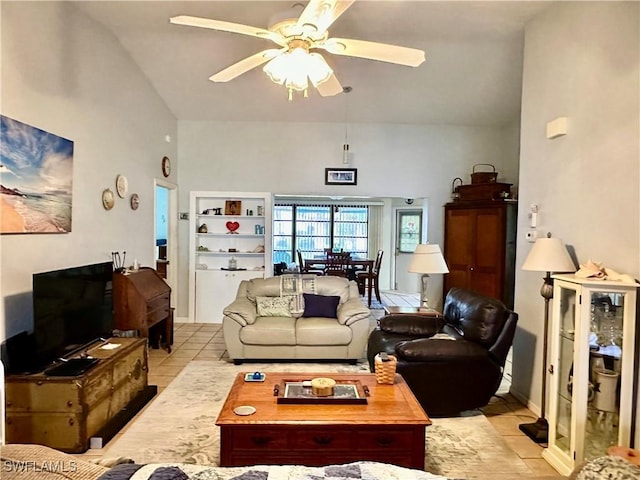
xmin=542 ymin=274 xmax=638 ymax=475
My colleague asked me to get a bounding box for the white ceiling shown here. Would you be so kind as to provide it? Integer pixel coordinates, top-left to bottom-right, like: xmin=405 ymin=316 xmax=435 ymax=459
xmin=75 ymin=1 xmax=553 ymax=126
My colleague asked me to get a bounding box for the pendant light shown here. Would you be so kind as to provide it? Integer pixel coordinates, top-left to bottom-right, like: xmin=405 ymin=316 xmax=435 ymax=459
xmin=342 ymin=86 xmax=352 ymax=164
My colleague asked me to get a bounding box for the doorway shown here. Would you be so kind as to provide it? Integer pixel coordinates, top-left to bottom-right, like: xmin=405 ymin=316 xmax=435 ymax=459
xmin=392 ymin=202 xmax=428 ymax=292
xmin=154 ymin=180 xmax=177 ymax=305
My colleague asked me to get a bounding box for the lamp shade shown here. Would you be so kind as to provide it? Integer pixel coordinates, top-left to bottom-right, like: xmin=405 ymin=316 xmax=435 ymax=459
xmin=408 ymin=244 xmax=449 ymax=274
xmin=522 ymin=237 xmax=576 ymax=273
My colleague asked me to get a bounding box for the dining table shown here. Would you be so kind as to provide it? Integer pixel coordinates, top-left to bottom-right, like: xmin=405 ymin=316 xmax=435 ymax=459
xmin=304 ymin=257 xmax=375 ymax=307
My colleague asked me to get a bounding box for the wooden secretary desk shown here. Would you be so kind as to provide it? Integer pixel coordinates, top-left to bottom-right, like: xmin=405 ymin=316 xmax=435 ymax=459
xmin=113 ymin=267 xmax=173 ymax=352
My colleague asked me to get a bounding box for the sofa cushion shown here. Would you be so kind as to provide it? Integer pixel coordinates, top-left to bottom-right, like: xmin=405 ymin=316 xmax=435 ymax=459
xmin=395 ymin=337 xmax=488 ymax=363
xmin=302 ymin=293 xmax=340 ymax=318
xmin=240 ymin=316 xmax=296 ymax=345
xmin=256 ymin=296 xmax=292 ymax=317
xmin=246 ymin=277 xmax=282 ymax=302
xmin=379 ymin=314 xmax=444 ymax=336
xmin=314 ymin=276 xmax=351 ymax=303
xmin=296 ymin=317 xmax=353 ymax=345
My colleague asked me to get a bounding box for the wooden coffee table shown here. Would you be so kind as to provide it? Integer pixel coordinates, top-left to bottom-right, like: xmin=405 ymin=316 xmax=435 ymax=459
xmin=216 ymin=372 xmax=431 ymax=469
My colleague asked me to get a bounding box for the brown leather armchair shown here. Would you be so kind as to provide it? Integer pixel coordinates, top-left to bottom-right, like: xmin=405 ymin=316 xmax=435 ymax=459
xmin=367 ymin=287 xmax=518 ymax=416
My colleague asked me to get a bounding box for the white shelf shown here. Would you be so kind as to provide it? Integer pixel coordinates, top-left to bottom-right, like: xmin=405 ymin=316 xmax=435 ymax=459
xmin=197 ymin=214 xmax=265 ymax=219
xmin=189 ymin=190 xmax=273 ymax=324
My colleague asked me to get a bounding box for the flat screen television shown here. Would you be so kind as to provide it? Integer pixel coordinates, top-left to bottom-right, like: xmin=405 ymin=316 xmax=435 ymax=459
xmin=31 ymin=261 xmax=114 ymax=369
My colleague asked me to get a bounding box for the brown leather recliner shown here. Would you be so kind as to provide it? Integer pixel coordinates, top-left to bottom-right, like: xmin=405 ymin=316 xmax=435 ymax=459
xmin=367 ymin=287 xmax=518 ymax=416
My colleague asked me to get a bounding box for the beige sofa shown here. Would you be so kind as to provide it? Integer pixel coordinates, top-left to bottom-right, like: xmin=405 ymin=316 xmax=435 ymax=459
xmin=222 ymin=275 xmax=371 ymax=364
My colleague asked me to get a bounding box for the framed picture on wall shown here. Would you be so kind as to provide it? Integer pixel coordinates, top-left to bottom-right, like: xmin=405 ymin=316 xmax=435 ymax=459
xmin=325 ymin=168 xmax=358 ymax=186
xmin=1 ymin=115 xmax=74 ymax=234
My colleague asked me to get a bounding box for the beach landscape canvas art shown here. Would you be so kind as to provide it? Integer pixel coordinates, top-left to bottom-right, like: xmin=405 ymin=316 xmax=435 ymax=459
xmin=0 ymin=116 xmax=73 ymax=233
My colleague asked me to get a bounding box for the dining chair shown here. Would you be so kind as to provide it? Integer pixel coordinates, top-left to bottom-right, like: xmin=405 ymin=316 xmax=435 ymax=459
xmin=357 ymin=250 xmax=383 ymax=306
xmin=297 ymin=250 xmax=324 ymax=276
xmin=324 ymin=251 xmax=351 ymax=277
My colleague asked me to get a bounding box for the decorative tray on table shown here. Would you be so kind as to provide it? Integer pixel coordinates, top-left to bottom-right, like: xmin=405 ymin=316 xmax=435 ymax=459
xmin=274 ymin=378 xmax=369 ymax=405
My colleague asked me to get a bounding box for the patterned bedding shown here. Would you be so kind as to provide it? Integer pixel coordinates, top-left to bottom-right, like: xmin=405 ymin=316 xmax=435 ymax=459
xmin=97 ymin=462 xmax=455 ymax=480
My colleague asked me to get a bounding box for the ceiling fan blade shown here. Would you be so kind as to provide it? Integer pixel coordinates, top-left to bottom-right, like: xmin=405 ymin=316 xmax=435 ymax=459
xmin=297 ymin=0 xmax=355 ymax=35
xmin=321 ymin=38 xmax=425 ymax=67
xmin=316 ymin=73 xmax=343 ymax=97
xmin=209 ymin=49 xmax=285 ymax=82
xmin=170 ymin=15 xmax=284 ymax=45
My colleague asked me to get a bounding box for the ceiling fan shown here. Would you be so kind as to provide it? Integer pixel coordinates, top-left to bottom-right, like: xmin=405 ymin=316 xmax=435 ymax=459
xmin=170 ymin=0 xmax=426 ymax=100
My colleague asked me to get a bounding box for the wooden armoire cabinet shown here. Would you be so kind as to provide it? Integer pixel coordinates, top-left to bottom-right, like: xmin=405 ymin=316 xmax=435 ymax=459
xmin=443 ymin=200 xmax=517 ymax=308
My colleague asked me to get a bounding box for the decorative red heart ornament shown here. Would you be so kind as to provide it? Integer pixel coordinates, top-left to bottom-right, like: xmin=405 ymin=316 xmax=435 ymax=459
xmin=226 ymin=221 xmax=240 ymax=232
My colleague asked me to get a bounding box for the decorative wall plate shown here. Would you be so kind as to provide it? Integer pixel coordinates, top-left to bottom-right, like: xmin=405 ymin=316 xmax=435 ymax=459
xmin=162 ymin=156 xmax=171 ymax=177
xmin=102 ymin=189 xmax=115 ymax=210
xmin=116 ymin=174 xmax=128 ymax=198
xmin=130 ymin=193 xmax=140 ymax=210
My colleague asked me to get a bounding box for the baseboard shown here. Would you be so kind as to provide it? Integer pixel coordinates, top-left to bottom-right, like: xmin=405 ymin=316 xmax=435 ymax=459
xmin=508 ymin=386 xmax=541 ymax=417
xmin=89 ymin=385 xmax=158 ymax=449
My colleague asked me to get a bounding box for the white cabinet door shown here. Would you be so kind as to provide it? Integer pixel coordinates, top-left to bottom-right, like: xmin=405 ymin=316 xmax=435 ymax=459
xmin=195 ymin=270 xmax=263 ymax=323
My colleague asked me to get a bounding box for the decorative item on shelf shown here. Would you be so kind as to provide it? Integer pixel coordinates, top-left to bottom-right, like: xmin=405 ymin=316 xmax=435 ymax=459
xmin=451 ymin=177 xmax=463 ymax=201
xmin=161 ymin=156 xmax=171 ymax=177
xmin=246 ymin=209 xmax=253 ymax=216
xmin=197 ymin=245 xmax=209 ymax=252
xmin=470 ymin=164 xmax=498 ymax=184
xmin=254 ymin=224 xmax=265 ymax=235
xmin=257 ymin=205 xmax=263 ymax=216
xmin=226 ymin=221 xmax=240 ymax=234
xmin=228 ymin=257 xmax=238 ymax=270
xmin=213 ymin=208 xmax=222 ymax=215
xmin=408 ymin=244 xmax=449 ymax=311
xmin=252 ymin=245 xmax=265 ymax=253
xmin=198 ymin=223 xmax=208 ymax=233
xmin=130 ymin=193 xmax=140 ymax=210
xmin=519 ymin=233 xmax=576 ymax=444
xmin=225 ymin=200 xmax=241 ymax=215
xmin=196 ymin=263 xmax=208 ymax=270
xmin=228 ymin=248 xmax=237 ymax=252
xmin=102 ymin=188 xmax=115 ymax=210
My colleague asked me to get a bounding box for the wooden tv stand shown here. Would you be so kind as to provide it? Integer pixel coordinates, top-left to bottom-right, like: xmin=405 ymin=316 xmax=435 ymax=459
xmin=4 ymin=337 xmax=155 ymax=453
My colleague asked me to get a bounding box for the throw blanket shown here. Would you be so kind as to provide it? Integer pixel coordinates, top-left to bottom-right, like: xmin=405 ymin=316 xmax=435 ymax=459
xmin=280 ymin=274 xmax=316 ymax=316
xmin=98 ymin=462 xmax=455 ymax=480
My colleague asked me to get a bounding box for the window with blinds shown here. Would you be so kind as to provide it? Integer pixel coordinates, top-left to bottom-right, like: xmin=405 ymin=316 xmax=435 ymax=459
xmin=273 ymin=204 xmax=369 ymax=266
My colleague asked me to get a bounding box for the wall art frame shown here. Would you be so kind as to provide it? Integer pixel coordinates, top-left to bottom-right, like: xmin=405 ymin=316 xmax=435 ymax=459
xmin=325 ymin=168 xmax=358 ymax=186
xmin=0 ymin=115 xmax=74 ymax=234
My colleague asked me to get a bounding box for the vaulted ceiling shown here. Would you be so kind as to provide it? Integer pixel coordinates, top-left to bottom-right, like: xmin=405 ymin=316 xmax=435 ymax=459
xmin=76 ymin=1 xmax=552 ymax=126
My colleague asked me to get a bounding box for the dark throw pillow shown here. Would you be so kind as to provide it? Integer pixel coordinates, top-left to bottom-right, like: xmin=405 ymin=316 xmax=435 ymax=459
xmin=302 ymin=293 xmax=340 ymax=318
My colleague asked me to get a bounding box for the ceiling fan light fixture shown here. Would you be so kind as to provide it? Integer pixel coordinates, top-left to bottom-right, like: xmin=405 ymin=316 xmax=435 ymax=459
xmin=263 ymin=45 xmax=333 ymax=100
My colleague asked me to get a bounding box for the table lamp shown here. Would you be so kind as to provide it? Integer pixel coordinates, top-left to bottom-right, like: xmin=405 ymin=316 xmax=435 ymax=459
xmin=408 ymin=244 xmax=449 ymax=310
xmin=519 ymin=233 xmax=576 ymax=443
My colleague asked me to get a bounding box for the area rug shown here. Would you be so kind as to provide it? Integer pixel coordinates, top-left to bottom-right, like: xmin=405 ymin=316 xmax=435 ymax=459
xmin=104 ymin=361 xmax=533 ymax=479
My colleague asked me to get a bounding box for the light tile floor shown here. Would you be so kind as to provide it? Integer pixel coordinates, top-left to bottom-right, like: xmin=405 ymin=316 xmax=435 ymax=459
xmin=87 ymin=291 xmax=563 ymax=477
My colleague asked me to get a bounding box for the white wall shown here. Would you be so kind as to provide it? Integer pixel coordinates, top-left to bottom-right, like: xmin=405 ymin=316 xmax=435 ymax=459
xmin=176 ymin=120 xmax=521 ymax=317
xmin=511 ymin=2 xmax=639 ymax=412
xmin=0 ymin=2 xmax=177 ymax=341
